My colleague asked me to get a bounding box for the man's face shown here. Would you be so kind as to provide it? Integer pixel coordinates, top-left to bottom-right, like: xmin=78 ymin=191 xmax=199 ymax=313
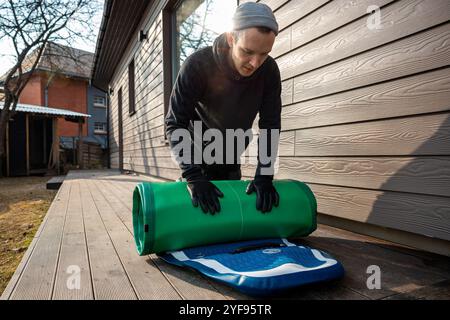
xmin=226 ymin=28 xmax=276 ymax=77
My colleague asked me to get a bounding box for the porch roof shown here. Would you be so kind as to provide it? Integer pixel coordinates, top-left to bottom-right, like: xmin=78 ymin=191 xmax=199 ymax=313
xmin=0 ymin=102 xmax=90 ymax=119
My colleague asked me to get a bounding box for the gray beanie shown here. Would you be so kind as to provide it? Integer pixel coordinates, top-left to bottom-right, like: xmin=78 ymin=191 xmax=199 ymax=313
xmin=232 ymin=2 xmax=279 ymax=36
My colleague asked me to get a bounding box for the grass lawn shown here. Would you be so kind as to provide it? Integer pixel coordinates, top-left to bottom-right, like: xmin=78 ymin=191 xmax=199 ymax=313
xmin=0 ymin=176 xmax=57 ymax=296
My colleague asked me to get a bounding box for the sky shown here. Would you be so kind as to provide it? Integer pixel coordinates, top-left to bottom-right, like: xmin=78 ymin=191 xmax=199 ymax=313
xmin=178 ymin=0 xmax=236 ymax=64
xmin=204 ymin=0 xmax=236 ymax=34
xmin=0 ymin=1 xmax=105 ymax=76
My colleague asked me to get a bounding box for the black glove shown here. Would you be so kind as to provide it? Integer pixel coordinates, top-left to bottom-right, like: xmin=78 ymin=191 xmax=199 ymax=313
xmin=187 ymin=179 xmax=224 ymax=215
xmin=246 ymin=176 xmax=279 ymax=213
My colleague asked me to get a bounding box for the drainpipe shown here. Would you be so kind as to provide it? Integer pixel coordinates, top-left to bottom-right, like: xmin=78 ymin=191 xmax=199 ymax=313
xmin=106 ymin=90 xmax=110 ymax=169
xmin=44 ymin=86 xmax=48 ymax=107
xmin=44 ymin=73 xmax=55 ymax=107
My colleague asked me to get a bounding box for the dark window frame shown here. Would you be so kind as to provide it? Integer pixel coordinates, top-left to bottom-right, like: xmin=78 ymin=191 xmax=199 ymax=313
xmin=162 ymin=0 xmax=178 ymax=140
xmin=118 ymin=87 xmax=124 ymax=171
xmin=128 ymin=58 xmax=136 ymax=116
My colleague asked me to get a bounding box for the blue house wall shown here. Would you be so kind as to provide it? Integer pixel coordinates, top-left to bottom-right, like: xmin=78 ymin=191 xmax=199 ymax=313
xmin=87 ymin=85 xmax=108 ymax=148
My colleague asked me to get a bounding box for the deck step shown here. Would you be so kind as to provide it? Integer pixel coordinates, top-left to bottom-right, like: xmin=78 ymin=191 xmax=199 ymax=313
xmin=46 ymin=175 xmax=66 ymax=190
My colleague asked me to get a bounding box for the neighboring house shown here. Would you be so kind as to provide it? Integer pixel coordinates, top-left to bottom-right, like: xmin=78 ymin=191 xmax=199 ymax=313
xmin=2 ymin=42 xmax=108 ymax=150
xmin=91 ymin=0 xmax=450 ymax=255
xmin=88 ymin=85 xmax=108 ymax=148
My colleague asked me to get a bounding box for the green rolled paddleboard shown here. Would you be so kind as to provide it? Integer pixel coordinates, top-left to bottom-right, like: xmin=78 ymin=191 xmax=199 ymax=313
xmin=132 ymin=180 xmax=317 ymax=255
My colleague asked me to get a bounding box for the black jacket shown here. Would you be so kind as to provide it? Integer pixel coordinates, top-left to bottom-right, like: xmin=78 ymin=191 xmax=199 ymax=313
xmin=165 ymin=33 xmax=281 ymax=180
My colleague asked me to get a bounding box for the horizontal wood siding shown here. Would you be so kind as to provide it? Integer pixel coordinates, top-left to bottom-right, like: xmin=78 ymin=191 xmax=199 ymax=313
xmin=243 ymin=0 xmax=450 ymax=243
xmin=108 ymin=2 xmax=175 ymax=180
xmin=107 ymin=0 xmax=450 ymax=246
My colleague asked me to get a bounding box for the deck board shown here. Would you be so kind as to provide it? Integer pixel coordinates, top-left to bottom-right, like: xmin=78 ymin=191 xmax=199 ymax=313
xmin=9 ymin=182 xmax=71 ymax=300
xmin=2 ymin=170 xmax=449 ymax=300
xmin=52 ymin=181 xmax=93 ymax=300
xmin=1 ymin=183 xmax=69 ymax=300
xmin=298 ymin=227 xmax=450 ymax=300
xmin=79 ymin=178 xmax=137 ymax=300
xmin=89 ymin=179 xmax=181 ymax=299
xmin=96 ymin=178 xmax=229 ymax=300
xmin=46 ymin=175 xmax=65 ymax=190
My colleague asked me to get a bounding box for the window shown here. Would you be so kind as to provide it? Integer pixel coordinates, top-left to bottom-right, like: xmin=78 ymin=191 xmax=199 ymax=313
xmin=128 ymin=59 xmax=136 ymax=116
xmin=118 ymin=88 xmax=124 ymax=170
xmin=172 ymin=0 xmax=237 ymax=78
xmin=94 ymin=122 xmax=107 ymax=134
xmin=93 ymin=96 xmax=106 ymax=108
xmin=163 ymin=0 xmax=237 ymax=139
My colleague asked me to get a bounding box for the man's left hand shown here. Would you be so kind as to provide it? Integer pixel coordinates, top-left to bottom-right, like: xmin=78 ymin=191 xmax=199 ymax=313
xmin=246 ymin=177 xmax=279 ymax=213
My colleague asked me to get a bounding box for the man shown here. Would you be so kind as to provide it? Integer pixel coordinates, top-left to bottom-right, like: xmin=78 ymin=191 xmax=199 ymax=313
xmin=165 ymin=3 xmax=281 ymax=215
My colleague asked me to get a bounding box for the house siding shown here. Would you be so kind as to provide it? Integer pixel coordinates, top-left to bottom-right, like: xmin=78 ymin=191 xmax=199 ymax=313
xmin=108 ymin=2 xmax=172 ymax=176
xmin=106 ymin=0 xmax=450 ymax=249
xmin=87 ymin=86 xmax=108 ymax=148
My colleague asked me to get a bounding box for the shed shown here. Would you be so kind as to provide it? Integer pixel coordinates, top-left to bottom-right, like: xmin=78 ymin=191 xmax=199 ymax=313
xmin=0 ymin=103 xmax=90 ymax=176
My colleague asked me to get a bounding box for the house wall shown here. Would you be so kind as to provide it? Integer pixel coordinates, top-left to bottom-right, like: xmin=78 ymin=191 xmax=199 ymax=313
xmin=18 ymin=74 xmax=45 ymax=105
xmin=107 ymin=0 xmax=450 ymax=251
xmin=87 ymin=86 xmax=108 ymax=148
xmin=47 ymin=75 xmax=88 ymax=137
xmin=18 ymin=71 xmax=109 ymax=149
xmin=18 ymin=72 xmax=89 ymax=137
xmin=108 ymin=1 xmax=169 ymax=175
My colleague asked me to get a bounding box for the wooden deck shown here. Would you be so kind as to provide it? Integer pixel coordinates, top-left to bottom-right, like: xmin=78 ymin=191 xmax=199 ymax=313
xmin=2 ymin=170 xmax=449 ymax=300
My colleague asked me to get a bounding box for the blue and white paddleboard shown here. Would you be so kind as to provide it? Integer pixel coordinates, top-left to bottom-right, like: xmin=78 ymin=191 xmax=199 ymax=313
xmin=158 ymin=238 xmax=345 ymax=296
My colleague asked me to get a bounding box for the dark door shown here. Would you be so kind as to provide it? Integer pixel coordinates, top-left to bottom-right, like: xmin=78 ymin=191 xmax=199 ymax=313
xmin=29 ymin=116 xmax=52 ymax=170
xmin=9 ymin=113 xmax=27 ymax=176
xmin=118 ymin=88 xmax=124 ymax=171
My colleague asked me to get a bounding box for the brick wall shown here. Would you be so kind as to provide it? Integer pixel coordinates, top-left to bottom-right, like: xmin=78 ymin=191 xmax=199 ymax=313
xmin=18 ymin=71 xmax=88 ymax=136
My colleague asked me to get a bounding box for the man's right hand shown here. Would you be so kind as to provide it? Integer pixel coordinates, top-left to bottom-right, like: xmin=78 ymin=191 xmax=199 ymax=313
xmin=187 ymin=179 xmax=224 ymax=215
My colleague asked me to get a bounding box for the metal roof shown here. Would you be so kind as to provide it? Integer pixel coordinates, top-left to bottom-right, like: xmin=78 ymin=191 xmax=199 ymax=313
xmin=0 ymin=102 xmax=90 ymax=118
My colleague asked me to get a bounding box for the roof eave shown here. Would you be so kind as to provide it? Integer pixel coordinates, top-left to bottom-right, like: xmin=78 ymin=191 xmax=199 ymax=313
xmin=91 ymin=0 xmax=152 ymax=91
xmin=91 ymin=0 xmax=114 ymax=91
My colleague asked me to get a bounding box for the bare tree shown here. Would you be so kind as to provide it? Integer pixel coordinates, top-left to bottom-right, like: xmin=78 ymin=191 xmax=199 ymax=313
xmin=0 ymin=0 xmax=101 ymax=173
xmin=176 ymin=0 xmax=217 ymax=66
